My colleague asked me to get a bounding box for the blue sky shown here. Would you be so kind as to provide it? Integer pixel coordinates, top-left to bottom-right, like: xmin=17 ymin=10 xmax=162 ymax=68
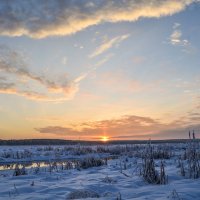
xmin=0 ymin=0 xmax=200 ymax=140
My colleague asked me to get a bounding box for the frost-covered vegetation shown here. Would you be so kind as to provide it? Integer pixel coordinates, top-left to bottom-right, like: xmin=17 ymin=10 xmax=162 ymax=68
xmin=0 ymin=140 xmax=200 ymax=199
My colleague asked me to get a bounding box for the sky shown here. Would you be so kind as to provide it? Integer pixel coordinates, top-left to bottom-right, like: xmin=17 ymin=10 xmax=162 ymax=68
xmin=0 ymin=0 xmax=200 ymax=141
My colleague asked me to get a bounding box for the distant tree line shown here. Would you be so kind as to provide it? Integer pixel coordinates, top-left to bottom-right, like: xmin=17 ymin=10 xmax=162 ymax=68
xmin=0 ymin=138 xmax=197 ymax=146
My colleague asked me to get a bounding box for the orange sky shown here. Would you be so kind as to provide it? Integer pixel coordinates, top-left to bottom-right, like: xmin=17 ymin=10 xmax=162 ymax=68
xmin=0 ymin=1 xmax=200 ymax=140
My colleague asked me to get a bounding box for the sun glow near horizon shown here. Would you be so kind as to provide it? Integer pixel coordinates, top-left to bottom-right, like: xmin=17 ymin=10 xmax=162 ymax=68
xmin=101 ymin=136 xmax=109 ymax=142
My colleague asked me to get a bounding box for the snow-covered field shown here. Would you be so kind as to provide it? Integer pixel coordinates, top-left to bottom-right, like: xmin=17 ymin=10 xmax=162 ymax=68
xmin=0 ymin=142 xmax=200 ymax=200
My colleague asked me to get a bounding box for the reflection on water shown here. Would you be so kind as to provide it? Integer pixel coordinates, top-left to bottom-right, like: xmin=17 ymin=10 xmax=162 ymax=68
xmin=0 ymin=162 xmax=50 ymax=170
xmin=0 ymin=156 xmax=118 ymax=171
xmin=0 ymin=161 xmax=81 ymax=171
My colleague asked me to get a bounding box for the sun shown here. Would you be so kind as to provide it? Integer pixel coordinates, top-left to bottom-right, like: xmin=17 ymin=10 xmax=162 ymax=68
xmin=101 ymin=136 xmax=109 ymax=142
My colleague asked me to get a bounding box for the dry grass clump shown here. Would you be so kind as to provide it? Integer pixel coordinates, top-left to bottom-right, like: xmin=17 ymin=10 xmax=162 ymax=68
xmin=79 ymin=157 xmax=106 ymax=169
xmin=141 ymin=158 xmax=167 ymax=184
xmin=66 ymin=189 xmax=100 ymax=199
xmin=13 ymin=164 xmax=26 ymax=176
xmin=102 ymin=175 xmax=117 ymax=184
xmin=168 ymin=189 xmax=182 ymax=200
xmin=135 ymin=144 xmax=173 ymax=159
xmin=178 ymin=139 xmax=200 ymax=179
xmin=1 ymin=149 xmax=32 ymax=160
xmin=140 ymin=143 xmax=168 ymax=184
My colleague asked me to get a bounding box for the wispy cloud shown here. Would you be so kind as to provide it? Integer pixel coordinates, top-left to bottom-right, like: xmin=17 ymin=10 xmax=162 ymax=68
xmin=0 ymin=0 xmax=197 ymax=38
xmin=0 ymin=45 xmax=114 ymax=102
xmin=170 ymin=23 xmax=189 ymax=46
xmin=89 ymin=34 xmax=129 ymax=58
xmin=0 ymin=45 xmax=80 ymax=102
xmin=61 ymin=57 xmax=68 ymax=65
xmin=74 ymin=53 xmax=114 ymax=83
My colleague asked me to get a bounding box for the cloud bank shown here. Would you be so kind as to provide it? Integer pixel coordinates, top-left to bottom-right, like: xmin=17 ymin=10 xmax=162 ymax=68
xmin=35 ymin=114 xmax=200 ymax=140
xmin=0 ymin=0 xmax=197 ymax=38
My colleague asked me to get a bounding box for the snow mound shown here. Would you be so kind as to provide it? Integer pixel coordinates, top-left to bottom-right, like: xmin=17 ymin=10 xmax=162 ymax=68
xmin=66 ymin=189 xmax=100 ymax=199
